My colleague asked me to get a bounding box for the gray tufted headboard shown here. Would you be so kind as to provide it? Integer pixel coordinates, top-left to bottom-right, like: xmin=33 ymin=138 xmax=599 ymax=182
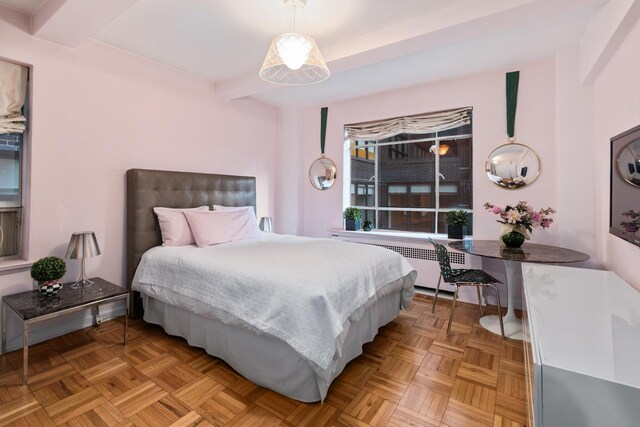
xmin=126 ymin=168 xmax=256 ymax=317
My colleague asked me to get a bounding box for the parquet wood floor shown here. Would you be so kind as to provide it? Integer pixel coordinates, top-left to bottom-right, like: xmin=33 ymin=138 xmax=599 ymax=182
xmin=0 ymin=294 xmax=528 ymax=426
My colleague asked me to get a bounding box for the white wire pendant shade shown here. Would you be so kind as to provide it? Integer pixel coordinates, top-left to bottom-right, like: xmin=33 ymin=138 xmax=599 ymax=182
xmin=259 ymin=0 xmax=330 ymax=85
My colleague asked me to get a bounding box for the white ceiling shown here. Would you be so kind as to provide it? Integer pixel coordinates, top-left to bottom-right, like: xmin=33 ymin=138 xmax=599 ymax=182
xmin=0 ymin=0 xmax=609 ymax=107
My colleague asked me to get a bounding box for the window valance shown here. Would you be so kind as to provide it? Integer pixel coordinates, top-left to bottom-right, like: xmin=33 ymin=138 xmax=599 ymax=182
xmin=0 ymin=60 xmax=28 ymax=135
xmin=345 ymin=107 xmax=471 ymax=141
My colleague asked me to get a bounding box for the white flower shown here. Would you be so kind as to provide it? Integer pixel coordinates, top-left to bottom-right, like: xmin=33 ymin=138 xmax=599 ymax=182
xmin=506 ymin=209 xmax=522 ymax=224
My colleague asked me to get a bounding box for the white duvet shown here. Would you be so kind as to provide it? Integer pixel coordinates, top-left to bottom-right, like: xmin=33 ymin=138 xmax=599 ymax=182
xmin=132 ymin=233 xmax=416 ymax=382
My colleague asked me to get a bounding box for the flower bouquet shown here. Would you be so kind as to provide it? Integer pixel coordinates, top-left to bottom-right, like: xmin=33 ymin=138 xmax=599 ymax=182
xmin=484 ymin=201 xmax=555 ymax=247
xmin=621 ymin=209 xmax=640 ymax=234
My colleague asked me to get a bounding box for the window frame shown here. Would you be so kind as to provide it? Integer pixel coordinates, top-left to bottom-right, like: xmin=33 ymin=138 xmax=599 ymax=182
xmin=0 ymin=59 xmax=30 ymax=262
xmin=346 ymin=131 xmax=473 ymax=235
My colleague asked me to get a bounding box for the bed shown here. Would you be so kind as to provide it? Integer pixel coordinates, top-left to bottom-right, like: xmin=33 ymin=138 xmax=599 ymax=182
xmin=126 ymin=168 xmax=416 ymax=402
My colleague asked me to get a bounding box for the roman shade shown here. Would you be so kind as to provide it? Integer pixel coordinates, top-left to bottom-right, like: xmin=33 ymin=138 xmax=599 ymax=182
xmin=345 ymin=107 xmax=471 ymax=141
xmin=0 ymin=60 xmax=28 ymax=135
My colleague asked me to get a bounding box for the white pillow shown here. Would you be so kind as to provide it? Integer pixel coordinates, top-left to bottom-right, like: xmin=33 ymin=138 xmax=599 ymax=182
xmin=183 ymin=207 xmax=261 ymax=247
xmin=213 ymin=205 xmax=253 ymax=212
xmin=153 ymin=206 xmax=209 ymax=246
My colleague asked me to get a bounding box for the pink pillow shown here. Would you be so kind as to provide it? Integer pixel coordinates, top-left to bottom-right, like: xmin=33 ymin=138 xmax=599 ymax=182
xmin=183 ymin=207 xmax=261 ymax=247
xmin=153 ymin=206 xmax=209 ymax=246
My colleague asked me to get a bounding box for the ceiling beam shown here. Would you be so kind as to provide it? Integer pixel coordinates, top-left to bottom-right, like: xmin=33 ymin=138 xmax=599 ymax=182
xmin=580 ymin=0 xmax=640 ymax=84
xmin=214 ymin=0 xmax=605 ymax=101
xmin=0 ymin=4 xmax=30 ymax=33
xmin=31 ymin=0 xmax=139 ymax=48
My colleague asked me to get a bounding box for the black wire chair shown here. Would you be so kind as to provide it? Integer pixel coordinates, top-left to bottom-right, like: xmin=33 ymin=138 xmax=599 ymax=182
xmin=429 ymin=239 xmax=505 ymax=337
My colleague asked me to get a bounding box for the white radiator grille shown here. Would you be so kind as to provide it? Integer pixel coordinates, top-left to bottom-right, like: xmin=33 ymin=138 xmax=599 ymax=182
xmin=354 ymin=242 xmax=466 ymax=265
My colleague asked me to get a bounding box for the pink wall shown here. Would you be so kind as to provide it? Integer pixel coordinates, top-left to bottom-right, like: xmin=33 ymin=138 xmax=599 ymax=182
xmin=279 ymin=59 xmax=559 ymax=247
xmin=593 ymin=17 xmax=640 ymax=291
xmin=0 ymin=15 xmax=278 ymax=296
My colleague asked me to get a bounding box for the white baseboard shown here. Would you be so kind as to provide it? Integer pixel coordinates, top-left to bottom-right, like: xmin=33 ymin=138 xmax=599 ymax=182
xmin=2 ymin=304 xmax=126 ymax=353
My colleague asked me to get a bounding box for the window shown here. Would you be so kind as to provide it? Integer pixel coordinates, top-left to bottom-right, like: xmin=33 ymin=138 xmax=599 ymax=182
xmin=0 ymin=60 xmax=29 ymax=260
xmin=347 ymin=108 xmax=472 ymax=234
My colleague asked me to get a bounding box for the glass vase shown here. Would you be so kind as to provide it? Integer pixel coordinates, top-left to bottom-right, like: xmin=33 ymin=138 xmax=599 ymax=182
xmin=501 ymin=231 xmax=526 ymax=248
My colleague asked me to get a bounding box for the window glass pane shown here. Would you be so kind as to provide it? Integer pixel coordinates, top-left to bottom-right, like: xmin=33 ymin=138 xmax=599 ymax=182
xmin=439 ymin=184 xmax=457 ymax=193
xmin=377 ymin=210 xmax=435 ymax=233
xmin=388 ymin=185 xmax=406 ymax=193
xmin=350 ymin=140 xmax=377 ymax=160
xmin=0 ymin=134 xmax=21 ymax=207
xmin=365 ymin=144 xmax=375 ymax=160
xmin=350 ymin=140 xmax=375 ymax=206
xmin=411 ymin=185 xmax=430 ymax=193
xmin=410 ymin=184 xmax=431 ymax=208
xmin=380 ymin=133 xmax=436 ymax=143
xmin=438 ymin=137 xmax=472 ymax=209
xmin=362 ymin=209 xmax=376 ymax=228
xmin=350 ymin=184 xmax=356 ymax=206
xmin=379 ymin=141 xmax=436 ymax=209
xmin=351 ymin=181 xmax=375 ymax=207
xmin=0 ymin=208 xmax=21 ymax=257
xmin=356 ymin=184 xmax=366 ymax=206
xmin=439 ymin=124 xmax=471 ymax=137
xmin=366 ymin=184 xmax=374 ymax=206
xmin=387 ymin=185 xmax=407 ymax=208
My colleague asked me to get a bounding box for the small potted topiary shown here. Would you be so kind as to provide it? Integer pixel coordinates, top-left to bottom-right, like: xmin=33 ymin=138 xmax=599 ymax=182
xmin=445 ymin=210 xmax=469 ymax=239
xmin=343 ymin=207 xmax=362 ymax=231
xmin=31 ymin=256 xmax=67 ymax=296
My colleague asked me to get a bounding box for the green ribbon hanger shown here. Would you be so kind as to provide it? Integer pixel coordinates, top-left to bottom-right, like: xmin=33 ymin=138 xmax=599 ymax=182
xmin=320 ymin=107 xmax=328 ymax=157
xmin=506 ymin=71 xmax=519 ymax=141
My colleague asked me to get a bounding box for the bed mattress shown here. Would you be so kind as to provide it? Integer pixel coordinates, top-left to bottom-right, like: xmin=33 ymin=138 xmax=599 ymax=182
xmin=133 ymin=233 xmax=416 ymax=400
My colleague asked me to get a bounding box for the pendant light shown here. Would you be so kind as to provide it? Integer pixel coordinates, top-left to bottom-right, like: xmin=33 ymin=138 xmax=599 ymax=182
xmin=259 ymin=0 xmax=330 ymax=85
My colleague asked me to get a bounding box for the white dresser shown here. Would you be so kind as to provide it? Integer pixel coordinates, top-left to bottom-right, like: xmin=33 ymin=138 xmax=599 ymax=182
xmin=522 ymin=263 xmax=640 ymax=427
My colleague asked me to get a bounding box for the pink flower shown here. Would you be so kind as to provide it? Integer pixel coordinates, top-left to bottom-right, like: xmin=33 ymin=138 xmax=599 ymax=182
xmin=485 ymin=200 xmax=555 ymax=233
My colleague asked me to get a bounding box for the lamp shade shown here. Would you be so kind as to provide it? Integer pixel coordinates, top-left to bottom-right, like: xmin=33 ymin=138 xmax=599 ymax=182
xmin=259 ymin=33 xmax=330 ymax=85
xmin=429 ymin=144 xmax=450 ymax=156
xmin=259 ymin=217 xmax=273 ymax=232
xmin=65 ymin=232 xmax=101 ymax=259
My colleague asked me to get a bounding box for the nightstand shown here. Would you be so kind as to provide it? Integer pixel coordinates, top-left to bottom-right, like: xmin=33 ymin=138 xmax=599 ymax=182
xmin=1 ymin=277 xmax=129 ymax=385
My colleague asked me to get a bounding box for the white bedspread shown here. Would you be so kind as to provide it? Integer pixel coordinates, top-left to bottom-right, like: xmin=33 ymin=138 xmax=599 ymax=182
xmin=132 ymin=233 xmax=416 ymax=381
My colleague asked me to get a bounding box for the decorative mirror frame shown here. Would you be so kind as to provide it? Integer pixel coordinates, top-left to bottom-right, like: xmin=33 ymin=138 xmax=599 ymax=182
xmin=615 ymin=137 xmax=640 ymax=188
xmin=309 ymin=106 xmax=338 ymax=190
xmin=610 ymin=123 xmax=640 ymax=248
xmin=485 ymin=142 xmax=541 ymax=189
xmin=309 ymin=156 xmax=338 ymax=191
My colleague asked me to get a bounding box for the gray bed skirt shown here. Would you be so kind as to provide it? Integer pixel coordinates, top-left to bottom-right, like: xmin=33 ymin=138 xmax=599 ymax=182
xmin=142 ymin=290 xmax=402 ymax=402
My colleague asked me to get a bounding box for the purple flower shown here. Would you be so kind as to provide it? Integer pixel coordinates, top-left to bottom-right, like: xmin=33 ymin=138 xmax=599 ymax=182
xmin=492 ymin=207 xmax=502 ymax=214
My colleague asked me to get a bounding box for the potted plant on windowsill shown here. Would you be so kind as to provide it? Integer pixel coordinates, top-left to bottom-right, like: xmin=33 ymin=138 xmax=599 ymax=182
xmin=31 ymin=256 xmax=67 ymax=296
xmin=445 ymin=210 xmax=468 ymax=239
xmin=343 ymin=207 xmax=362 ymax=231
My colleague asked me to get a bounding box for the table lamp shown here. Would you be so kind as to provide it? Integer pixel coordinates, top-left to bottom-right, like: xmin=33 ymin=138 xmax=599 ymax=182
xmin=65 ymin=231 xmax=101 ymax=289
xmin=259 ymin=216 xmax=273 ymax=232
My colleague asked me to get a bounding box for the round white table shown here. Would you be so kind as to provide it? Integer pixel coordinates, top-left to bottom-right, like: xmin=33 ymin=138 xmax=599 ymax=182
xmin=449 ymin=240 xmax=589 ymax=340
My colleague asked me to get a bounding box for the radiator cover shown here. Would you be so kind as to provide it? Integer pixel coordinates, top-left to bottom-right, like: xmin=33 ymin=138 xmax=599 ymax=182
xmin=329 ymin=230 xmax=482 ymax=303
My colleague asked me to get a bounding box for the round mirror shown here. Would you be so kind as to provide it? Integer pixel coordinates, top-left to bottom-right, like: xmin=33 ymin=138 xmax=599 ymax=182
xmin=485 ymin=143 xmax=540 ymax=189
xmin=617 ymin=137 xmax=640 ymax=188
xmin=309 ymin=157 xmax=337 ymax=190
